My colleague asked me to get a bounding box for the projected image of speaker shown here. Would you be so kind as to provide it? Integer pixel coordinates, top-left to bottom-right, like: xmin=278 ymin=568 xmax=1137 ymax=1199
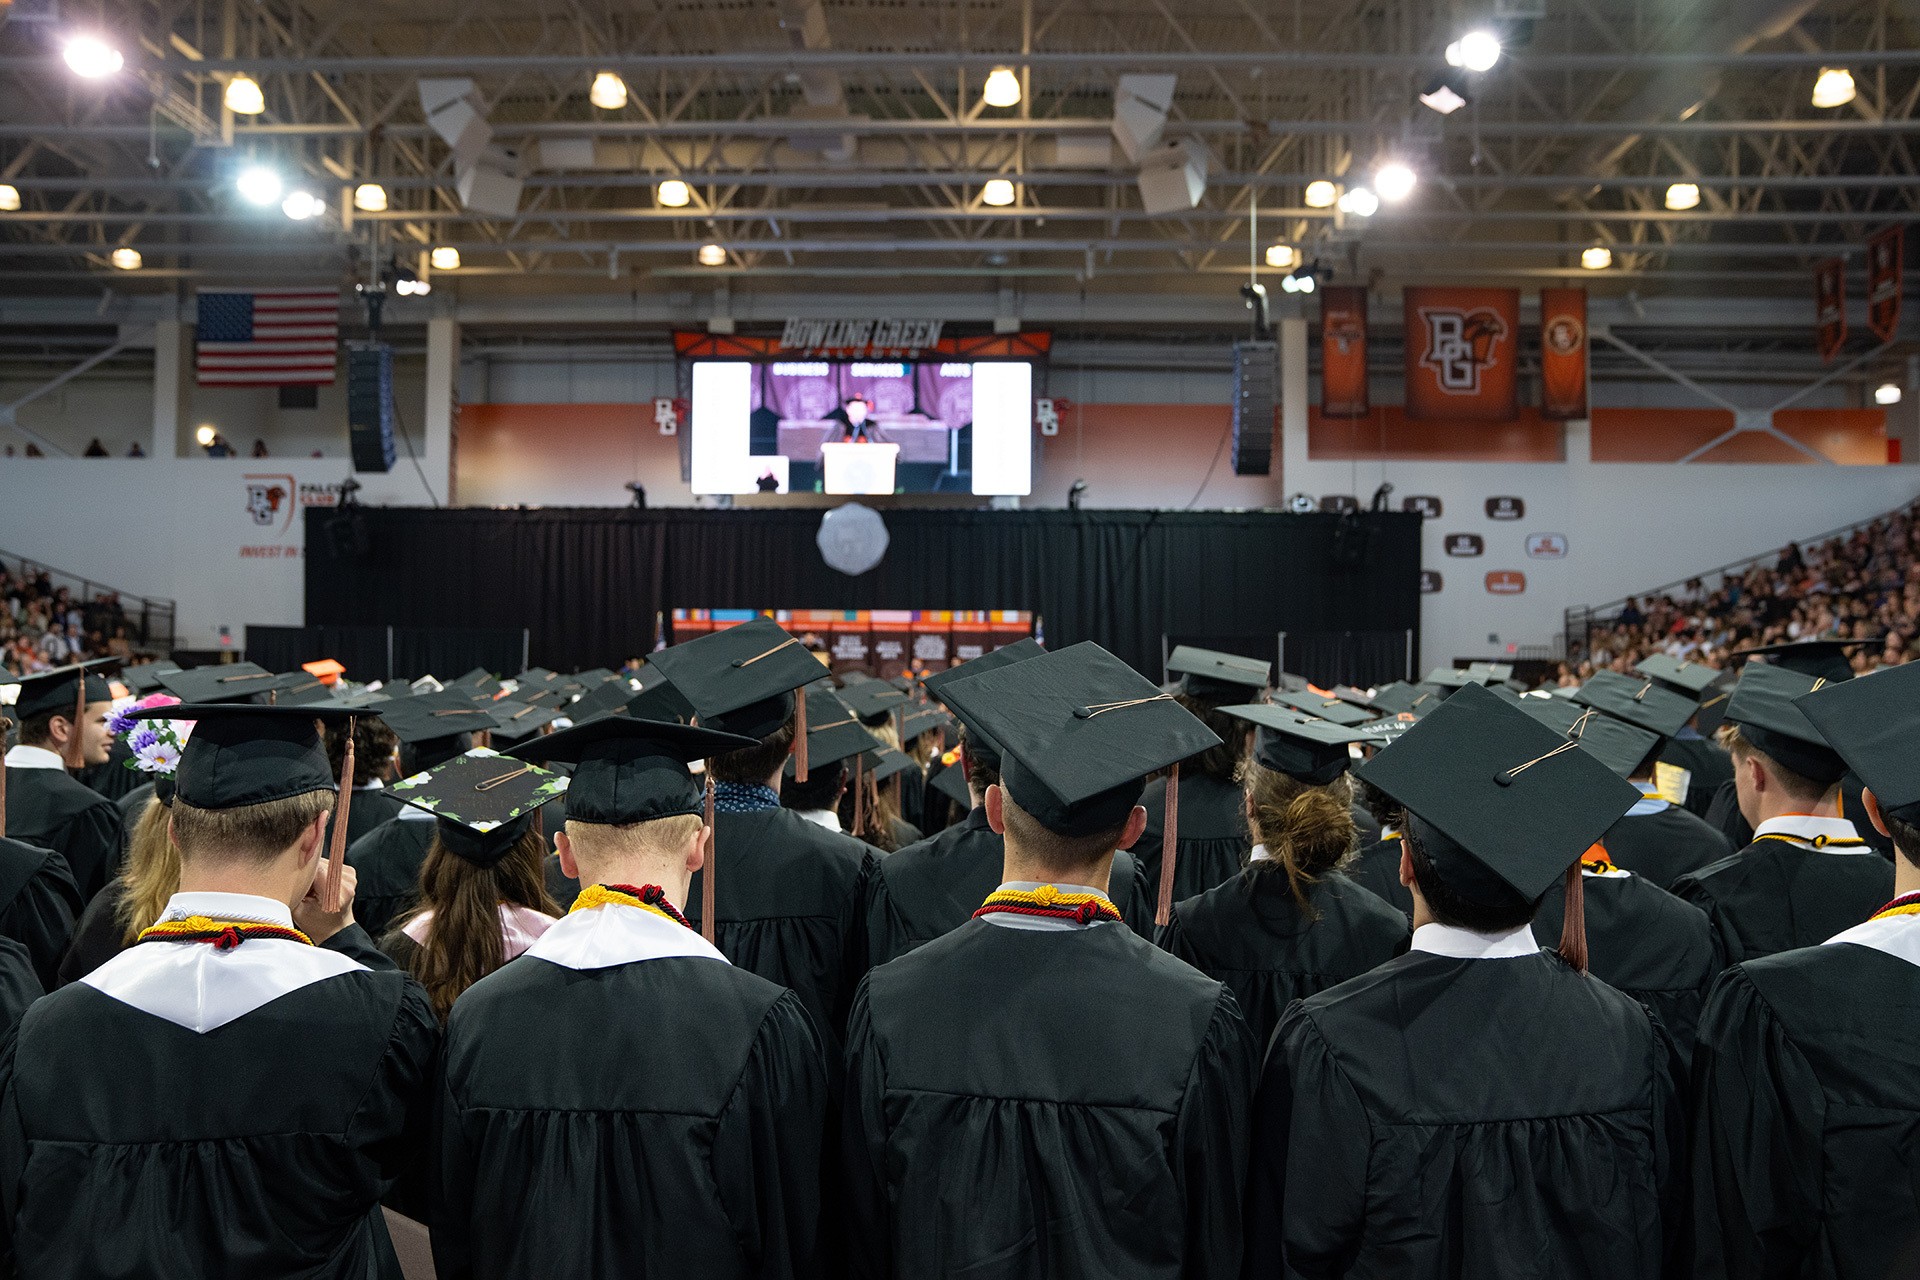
xmin=346 ymin=343 xmax=396 ymax=474
xmin=1231 ymin=340 xmax=1275 ymax=475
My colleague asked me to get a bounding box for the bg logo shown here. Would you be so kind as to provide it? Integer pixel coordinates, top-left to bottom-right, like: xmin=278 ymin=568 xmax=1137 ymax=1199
xmin=1444 ymin=533 xmax=1485 ymax=557
xmin=1485 ymin=570 xmax=1527 ymax=595
xmin=242 ymin=474 xmax=295 ymax=531
xmin=1544 ymin=314 xmax=1585 ymax=358
xmin=1419 ymin=307 xmax=1509 ymax=394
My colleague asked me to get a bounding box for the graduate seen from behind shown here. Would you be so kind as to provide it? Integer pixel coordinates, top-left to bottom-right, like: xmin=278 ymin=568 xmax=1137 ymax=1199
xmin=1244 ymin=683 xmax=1687 ymax=1279
xmin=432 ymin=717 xmax=829 ymax=1280
xmin=1691 ymin=662 xmax=1920 ymax=1280
xmin=841 ymin=642 xmax=1258 ymax=1280
xmin=1157 ymin=703 xmax=1408 ymax=1052
xmin=0 ymin=703 xmax=439 ymax=1280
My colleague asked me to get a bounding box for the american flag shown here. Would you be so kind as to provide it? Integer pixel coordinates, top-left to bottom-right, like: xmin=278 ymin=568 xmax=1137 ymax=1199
xmin=195 ymin=287 xmax=340 ymax=386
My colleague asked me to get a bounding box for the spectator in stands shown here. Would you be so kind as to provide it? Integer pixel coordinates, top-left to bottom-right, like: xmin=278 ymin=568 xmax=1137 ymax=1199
xmin=82 ymin=440 xmax=108 ymax=458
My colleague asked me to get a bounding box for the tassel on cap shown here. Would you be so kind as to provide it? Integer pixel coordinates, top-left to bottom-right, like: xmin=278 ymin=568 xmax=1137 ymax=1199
xmin=0 ymin=715 xmax=10 ymax=831
xmin=322 ymin=717 xmax=355 ymax=913
xmin=853 ymin=753 xmax=867 ymax=836
xmin=1155 ymin=762 xmax=1181 ymax=927
xmin=792 ymin=690 xmax=809 ymax=783
xmin=702 ymin=769 xmax=717 ymax=943
xmin=1557 ymin=860 xmax=1588 ymax=974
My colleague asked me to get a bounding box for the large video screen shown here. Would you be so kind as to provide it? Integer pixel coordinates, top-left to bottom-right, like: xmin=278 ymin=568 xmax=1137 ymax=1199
xmin=688 ymin=359 xmax=1032 ymax=497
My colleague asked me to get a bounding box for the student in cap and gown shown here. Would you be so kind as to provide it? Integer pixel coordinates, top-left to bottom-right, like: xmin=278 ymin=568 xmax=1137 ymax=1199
xmin=1157 ymin=704 xmax=1409 ymax=1052
xmin=1515 ymin=698 xmax=1723 ymax=1068
xmin=863 ymin=641 xmax=1155 ymax=966
xmin=345 ymin=692 xmax=499 ymax=941
xmin=324 ymin=711 xmax=403 ymax=851
xmin=0 ymin=735 xmax=80 ymax=991
xmin=1637 ymin=654 xmax=1737 ymax=820
xmin=434 ymin=716 xmax=829 ymax=1280
xmin=1672 ymin=664 xmax=1893 ymax=964
xmin=841 ymin=642 xmax=1257 ymax=1280
xmin=0 ymin=702 xmax=438 ymax=1279
xmin=1691 ymin=661 xmax=1920 ymax=1280
xmin=778 ymin=689 xmax=887 ymax=835
xmin=1132 ymin=646 xmax=1264 ymax=903
xmin=857 ymin=748 xmax=927 ymax=851
xmin=1245 ymin=684 xmax=1685 ymax=1279
xmin=4 ymin=660 xmax=125 ymax=900
xmin=378 ymin=751 xmax=567 ymax=1018
xmin=641 ymin=619 xmax=875 ymax=1044
xmin=1573 ymin=669 xmax=1734 ymax=890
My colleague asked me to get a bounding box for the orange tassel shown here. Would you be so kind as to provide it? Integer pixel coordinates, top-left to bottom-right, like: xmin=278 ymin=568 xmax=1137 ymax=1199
xmin=853 ymin=753 xmax=867 ymax=835
xmin=323 ymin=718 xmax=354 ymax=913
xmin=0 ymin=714 xmax=10 ymax=831
xmin=1558 ymin=861 xmax=1588 ymax=974
xmin=702 ymin=770 xmax=717 ymax=943
xmin=1156 ymin=762 xmax=1180 ymax=927
xmin=792 ymin=690 xmax=809 ymax=783
xmin=63 ymin=673 xmax=86 ymax=771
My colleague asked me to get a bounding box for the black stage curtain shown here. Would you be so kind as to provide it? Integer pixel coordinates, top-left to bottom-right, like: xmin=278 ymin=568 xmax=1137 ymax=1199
xmin=245 ymin=623 xmax=528 ymax=683
xmin=305 ymin=507 xmax=1420 ymax=679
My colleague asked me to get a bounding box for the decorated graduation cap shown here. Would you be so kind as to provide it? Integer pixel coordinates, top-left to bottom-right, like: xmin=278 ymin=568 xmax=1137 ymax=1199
xmin=1724 ymin=662 xmax=1848 ymax=785
xmin=1572 ymin=669 xmax=1697 ymax=740
xmin=1355 ymin=683 xmax=1640 ymax=971
xmin=1268 ymin=689 xmax=1377 ymax=728
xmin=1222 ymin=703 xmax=1367 ymax=786
xmin=121 ymin=660 xmax=182 ymax=695
xmin=1353 ymin=714 xmax=1416 ymax=749
xmin=1513 ymin=698 xmax=1659 ymax=780
xmin=643 ymin=618 xmax=827 ymax=781
xmin=390 ymin=750 xmax=566 ymax=867
xmin=301 ymin=658 xmax=346 ymax=686
xmin=380 ymin=690 xmax=498 ymax=746
xmin=1165 ymin=645 xmax=1272 ymax=702
xmin=1734 ymin=638 xmax=1876 ymax=684
xmin=157 ymin=662 xmax=287 ymax=705
xmin=1797 ymin=663 xmax=1920 ymax=825
xmin=1634 ymin=653 xmax=1721 ymax=700
xmin=937 ymin=641 xmax=1221 ymax=925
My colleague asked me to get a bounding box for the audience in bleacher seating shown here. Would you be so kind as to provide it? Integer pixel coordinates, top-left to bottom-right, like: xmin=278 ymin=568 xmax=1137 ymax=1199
xmin=0 ymin=567 xmax=137 ymax=672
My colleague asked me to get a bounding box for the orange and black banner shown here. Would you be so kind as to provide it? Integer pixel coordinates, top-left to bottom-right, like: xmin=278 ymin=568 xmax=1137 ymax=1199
xmin=1816 ymin=257 xmax=1847 ymax=363
xmin=1320 ymin=287 xmax=1369 ymax=418
xmin=1868 ymin=227 xmax=1903 ymax=344
xmin=1540 ymin=287 xmax=1589 ymax=421
xmin=1403 ymin=287 xmax=1520 ymax=420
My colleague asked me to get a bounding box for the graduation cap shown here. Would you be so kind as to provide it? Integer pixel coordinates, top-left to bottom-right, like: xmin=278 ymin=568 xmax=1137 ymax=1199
xmin=1797 ymin=663 xmax=1920 ymax=824
xmin=1165 ymin=646 xmax=1272 ymax=702
xmin=1267 ymin=689 xmax=1377 ymax=728
xmin=901 ymin=707 xmax=952 ymax=742
xmin=1513 ymin=699 xmax=1659 ymax=780
xmin=273 ymin=671 xmax=338 ymax=706
xmin=642 ymin=618 xmax=828 ymax=779
xmin=301 ymin=658 xmax=346 ymax=687
xmin=936 ymin=642 xmax=1220 ymax=925
xmin=1331 ymin=685 xmax=1379 ymax=711
xmin=325 ymin=688 xmax=394 ymax=711
xmin=783 ymin=690 xmax=885 ymax=776
xmin=1724 ymin=663 xmax=1848 ymax=786
xmin=1367 ymin=682 xmax=1424 ymax=717
xmin=390 ymin=749 xmax=566 ymax=867
xmin=838 ymin=681 xmax=912 ymax=727
xmin=1422 ymin=667 xmax=1486 ymax=691
xmin=1572 ymin=670 xmax=1697 ymax=740
xmin=380 ymin=690 xmax=499 ymax=746
xmin=1353 ymin=715 xmax=1416 ymax=749
xmin=9 ymin=658 xmax=118 ymax=721
xmin=121 ymin=661 xmax=182 ymax=695
xmin=1222 ymin=704 xmax=1368 ymax=786
xmin=445 ymin=666 xmax=500 ymax=693
xmin=1692 ymin=672 xmax=1736 ymax=738
xmin=1465 ymin=662 xmax=1514 ymax=682
xmin=926 ymin=752 xmax=974 ymax=810
xmin=1733 ymin=638 xmax=1876 ymax=684
xmin=568 ymin=679 xmax=636 ymax=723
xmin=1355 ymin=684 xmax=1639 ymax=970
xmin=922 ymin=638 xmax=1046 ymax=771
xmin=485 ymin=699 xmax=565 ymax=745
xmin=1633 ymin=653 xmax=1721 ymax=699
xmin=866 ymin=748 xmax=918 ymax=785
xmin=157 ymin=662 xmax=286 ymax=706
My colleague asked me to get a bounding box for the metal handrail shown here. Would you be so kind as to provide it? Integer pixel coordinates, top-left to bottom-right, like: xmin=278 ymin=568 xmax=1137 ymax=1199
xmin=0 ymin=547 xmax=178 ymax=653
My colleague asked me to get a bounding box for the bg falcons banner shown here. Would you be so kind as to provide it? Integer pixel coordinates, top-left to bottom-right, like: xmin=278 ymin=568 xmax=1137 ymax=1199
xmin=1540 ymin=287 xmax=1589 ymax=421
xmin=1815 ymin=257 xmax=1847 ymax=363
xmin=1403 ymin=287 xmax=1519 ymax=420
xmin=1320 ymin=287 xmax=1370 ymax=418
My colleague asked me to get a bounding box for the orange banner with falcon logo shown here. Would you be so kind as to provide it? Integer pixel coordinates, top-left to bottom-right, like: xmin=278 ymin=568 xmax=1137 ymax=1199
xmin=1404 ymin=287 xmax=1520 ymax=421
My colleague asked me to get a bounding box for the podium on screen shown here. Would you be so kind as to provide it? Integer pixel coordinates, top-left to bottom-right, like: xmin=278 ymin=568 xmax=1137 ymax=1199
xmin=821 ymin=442 xmax=901 ymax=495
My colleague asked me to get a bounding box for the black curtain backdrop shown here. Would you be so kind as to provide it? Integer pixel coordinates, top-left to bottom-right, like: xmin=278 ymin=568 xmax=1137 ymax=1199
xmin=245 ymin=624 xmax=529 ymax=683
xmin=304 ymin=508 xmax=1420 ymax=680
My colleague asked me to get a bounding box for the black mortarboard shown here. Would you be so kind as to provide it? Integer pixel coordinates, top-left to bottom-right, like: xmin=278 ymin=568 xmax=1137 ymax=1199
xmin=1367 ymin=682 xmax=1424 ymax=716
xmin=379 ymin=690 xmax=498 ymax=745
xmin=1514 ymin=699 xmax=1659 ymax=780
xmin=125 ymin=702 xmax=368 ymax=810
xmin=1267 ymin=690 xmax=1377 ymax=728
xmin=1165 ymin=645 xmax=1272 ymax=702
xmin=568 ymin=679 xmax=637 ymax=723
xmin=1725 ymin=663 xmax=1848 ymax=785
xmin=445 ymin=666 xmax=501 ymax=694
xmin=927 ymin=756 xmax=973 ymax=809
xmin=509 ymin=717 xmax=757 ymax=826
xmin=157 ymin=662 xmax=284 ymax=706
xmin=325 ymin=688 xmax=394 ymax=711
xmin=867 ymin=748 xmax=918 ymax=784
xmin=936 ymin=641 xmax=1220 ymax=837
xmin=901 ymin=708 xmax=952 ymax=741
xmin=642 ymin=619 xmax=825 ymax=740
xmin=1353 ymin=715 xmax=1416 ymax=749
xmin=1634 ymin=654 xmax=1721 ymax=699
xmin=121 ymin=661 xmax=182 ymax=695
xmin=1423 ymin=667 xmax=1485 ymax=689
xmin=1692 ymin=672 xmax=1736 ymax=738
xmin=1355 ymin=684 xmax=1639 ymax=906
xmin=1222 ymin=704 xmax=1367 ymax=786
xmin=274 ymin=672 xmax=338 ymax=706
xmin=1331 ymin=685 xmax=1379 ymax=711
xmin=10 ymin=659 xmax=118 ymax=720
xmin=838 ymin=681 xmax=912 ymax=727
xmin=1733 ymin=638 xmax=1877 ymax=684
xmin=486 ymin=699 xmax=565 ymax=743
xmin=1572 ymin=670 xmax=1697 ymax=740
xmin=923 ymin=639 xmax=1045 ymax=771
xmin=784 ymin=690 xmax=885 ymax=774
xmin=1465 ymin=662 xmax=1514 ymax=682
xmin=1797 ymin=664 xmax=1920 ymax=823
xmin=391 ymin=750 xmax=567 ymax=866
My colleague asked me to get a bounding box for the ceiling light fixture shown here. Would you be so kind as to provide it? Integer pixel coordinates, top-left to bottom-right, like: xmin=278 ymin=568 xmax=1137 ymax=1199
xmin=1304 ymin=179 xmax=1338 ymax=208
xmin=1455 ymin=29 xmax=1502 ymax=73
xmin=656 ymin=179 xmax=691 ymax=208
xmin=1812 ymin=67 xmax=1856 ymax=109
xmin=1265 ymin=243 xmax=1298 ymax=269
xmin=109 ymin=247 xmax=141 ymax=270
xmin=589 ymin=71 xmax=628 ymax=110
xmin=281 ymin=189 xmax=325 ymax=221
xmin=1664 ymin=181 xmax=1701 ymax=211
xmin=430 ymin=245 xmax=461 ymax=270
xmin=1419 ymin=76 xmax=1468 ymax=115
xmin=983 ymin=68 xmax=1022 ymax=108
xmin=352 ymin=183 xmax=388 ymax=212
xmin=1581 ymin=245 xmax=1613 ymax=270
xmin=236 ymin=166 xmax=283 ymax=206
xmin=0 ymin=185 xmax=18 ymax=212
xmin=1876 ymin=381 xmax=1903 ymax=406
xmin=223 ymin=74 xmax=265 ymax=115
xmin=698 ymin=243 xmax=728 ymax=266
xmin=981 ymin=178 xmax=1017 ymax=207
xmin=1337 ymin=186 xmax=1379 ymax=217
xmin=1374 ymin=162 xmax=1416 ymax=202
xmin=63 ymin=35 xmax=123 ymax=79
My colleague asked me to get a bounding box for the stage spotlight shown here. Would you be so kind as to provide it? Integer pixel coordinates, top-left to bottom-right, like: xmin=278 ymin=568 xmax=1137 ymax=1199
xmin=224 ymin=74 xmax=265 ymax=115
xmin=1456 ymin=29 xmax=1501 ymax=72
xmin=981 ymin=178 xmax=1017 ymax=207
xmin=1304 ymin=179 xmax=1338 ymax=208
xmin=983 ymin=68 xmax=1022 ymax=108
xmin=430 ymin=245 xmax=461 ymax=270
xmin=109 ymin=247 xmax=141 ymax=270
xmin=1419 ymin=74 xmax=1468 ymax=115
xmin=1876 ymin=382 xmax=1903 ymax=406
xmin=1582 ymin=245 xmax=1613 ymax=270
xmin=353 ymin=183 xmax=389 ymax=212
xmin=236 ymin=166 xmax=283 ymax=206
xmin=281 ymin=189 xmax=325 ymax=221
xmin=1338 ymin=186 xmax=1379 ymax=217
xmin=656 ymin=179 xmax=691 ymax=208
xmin=194 ymin=425 xmax=218 ymax=448
xmin=1812 ymin=67 xmax=1856 ymax=109
xmin=0 ymin=185 xmax=18 ymax=212
xmin=63 ymin=35 xmax=123 ymax=79
xmin=1265 ymin=243 xmax=1298 ymax=269
xmin=1664 ymin=182 xmax=1700 ymax=211
xmin=1374 ymin=162 xmax=1416 ymax=202
xmin=698 ymin=243 xmax=728 ymax=266
xmin=590 ymin=71 xmax=628 ymax=110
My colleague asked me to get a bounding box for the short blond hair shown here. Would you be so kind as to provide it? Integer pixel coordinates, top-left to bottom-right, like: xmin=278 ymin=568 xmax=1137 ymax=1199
xmin=169 ymin=791 xmax=334 ymax=864
xmin=565 ymin=813 xmax=703 ymax=861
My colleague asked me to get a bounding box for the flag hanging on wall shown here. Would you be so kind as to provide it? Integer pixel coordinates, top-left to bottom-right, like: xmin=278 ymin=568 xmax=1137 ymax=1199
xmin=1320 ymin=287 xmax=1369 ymax=418
xmin=1403 ymin=287 xmax=1519 ymax=420
xmin=1867 ymin=227 xmax=1903 ymax=344
xmin=1540 ymin=287 xmax=1589 ymax=421
xmin=195 ymin=287 xmax=341 ymax=386
xmin=1815 ymin=257 xmax=1847 ymax=363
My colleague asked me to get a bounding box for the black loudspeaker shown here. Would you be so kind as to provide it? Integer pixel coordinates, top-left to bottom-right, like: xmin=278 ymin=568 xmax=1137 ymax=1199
xmin=1231 ymin=340 xmax=1276 ymax=475
xmin=345 ymin=343 xmax=396 ymax=474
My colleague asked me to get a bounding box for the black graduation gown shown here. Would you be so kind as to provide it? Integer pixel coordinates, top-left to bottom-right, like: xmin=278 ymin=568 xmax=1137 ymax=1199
xmin=841 ymin=918 xmax=1257 ymax=1280
xmin=0 ymin=938 xmax=41 ymax=1041
xmin=1600 ymin=800 xmax=1734 ymax=890
xmin=1247 ymin=946 xmax=1686 ymax=1279
xmin=1659 ymin=733 xmax=1732 ymax=820
xmin=683 ymin=807 xmax=875 ymax=1042
xmin=543 ymin=853 xmax=581 ymax=912
xmin=1532 ymin=869 xmax=1721 ymax=1068
xmin=329 ymin=786 xmax=404 ymax=854
xmin=1672 ymin=835 xmax=1894 ymax=965
xmin=1704 ymin=778 xmax=1755 ymax=850
xmin=433 ymin=926 xmax=829 ymax=1279
xmin=1344 ymin=832 xmax=1413 ymax=922
xmin=116 ymin=780 xmax=156 ymax=847
xmin=54 ymin=877 xmax=126 ymax=986
xmin=862 ymin=807 xmax=1155 ymax=967
xmin=5 ymin=766 xmax=124 ymax=902
xmin=0 ymin=931 xmax=438 ymax=1279
xmin=346 ymin=817 xmax=436 ymax=943
xmin=1159 ymin=867 xmax=1408 ymax=1054
xmin=1692 ymin=931 xmax=1920 ymax=1280
xmin=1134 ymin=772 xmax=1249 ymax=905
xmin=75 ymin=737 xmax=145 ymax=802
xmin=0 ymin=838 xmax=79 ymax=991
